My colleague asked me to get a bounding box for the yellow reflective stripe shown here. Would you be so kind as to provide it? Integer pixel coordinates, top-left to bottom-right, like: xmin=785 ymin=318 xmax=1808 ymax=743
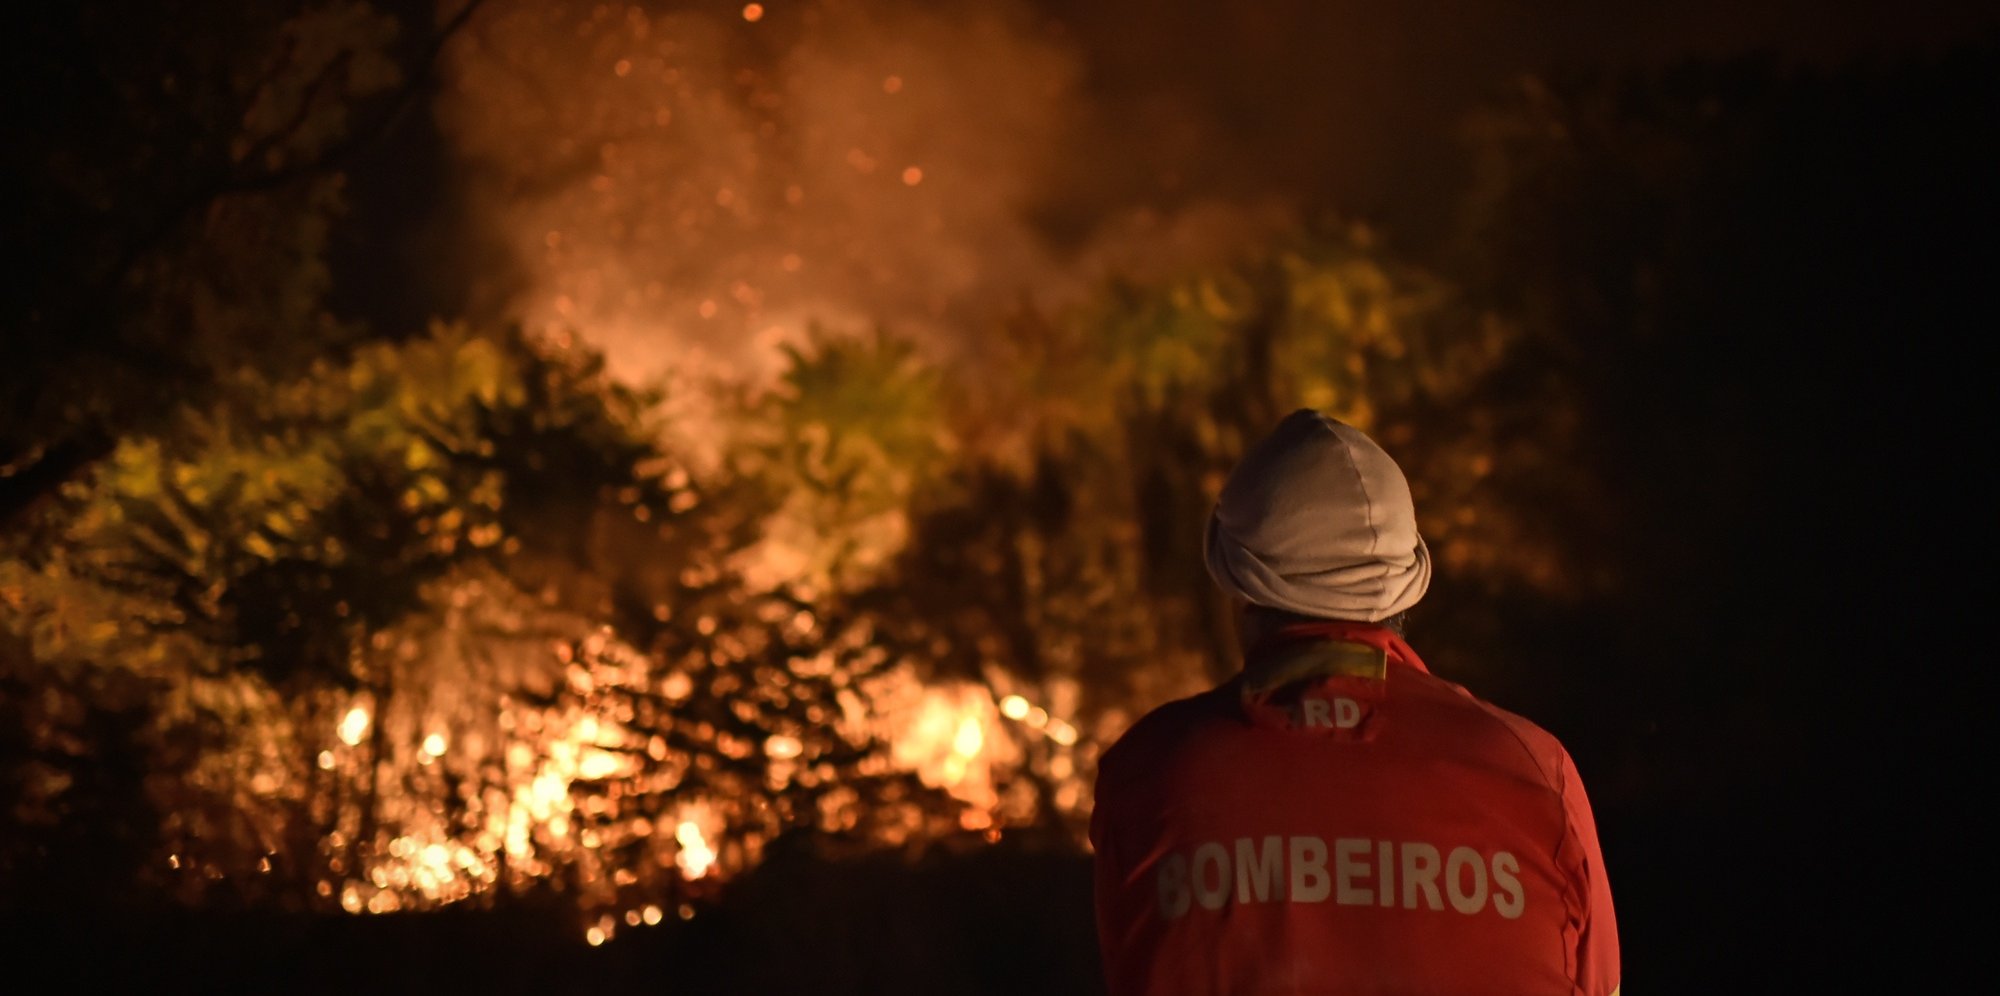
xmin=1241 ymin=641 xmax=1387 ymax=694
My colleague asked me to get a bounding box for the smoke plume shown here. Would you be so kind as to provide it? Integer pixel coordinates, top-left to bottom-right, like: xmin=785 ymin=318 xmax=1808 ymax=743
xmin=437 ymin=0 xmax=1292 ymax=385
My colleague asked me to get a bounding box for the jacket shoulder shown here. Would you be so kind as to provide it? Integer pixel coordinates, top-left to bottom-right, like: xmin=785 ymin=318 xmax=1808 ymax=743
xmin=1436 ymin=683 xmax=1572 ymax=793
xmin=1094 ymin=687 xmax=1236 ymax=794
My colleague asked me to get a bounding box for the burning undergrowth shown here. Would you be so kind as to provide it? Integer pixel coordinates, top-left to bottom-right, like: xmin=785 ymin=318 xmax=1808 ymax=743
xmin=0 ymin=0 xmax=1566 ymax=943
xmin=0 ymin=324 xmax=1100 ymax=938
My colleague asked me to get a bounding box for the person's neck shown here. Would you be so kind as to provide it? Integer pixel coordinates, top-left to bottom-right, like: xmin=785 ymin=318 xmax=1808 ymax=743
xmin=1237 ymin=607 xmax=1405 ymax=657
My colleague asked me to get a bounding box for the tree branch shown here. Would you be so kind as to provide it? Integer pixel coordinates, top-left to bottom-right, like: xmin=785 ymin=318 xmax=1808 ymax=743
xmin=1 ymin=0 xmax=494 ymax=533
xmin=223 ymin=0 xmax=491 ymax=195
xmin=230 ymin=49 xmax=355 ymax=177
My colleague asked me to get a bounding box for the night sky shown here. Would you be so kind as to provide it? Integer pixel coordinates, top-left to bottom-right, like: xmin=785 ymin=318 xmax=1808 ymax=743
xmin=1040 ymin=0 xmax=1997 ymax=230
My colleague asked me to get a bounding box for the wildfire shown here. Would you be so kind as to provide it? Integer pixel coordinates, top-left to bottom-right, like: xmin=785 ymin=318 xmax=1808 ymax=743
xmin=873 ymin=676 xmax=1011 ymax=815
xmin=309 ymin=614 xmax=1094 ymax=931
xmin=337 ymin=706 xmax=370 ymax=746
xmin=280 ymin=0 xmax=1133 ymax=894
xmin=298 ymin=579 xmax=1098 ymax=940
xmin=674 ymin=819 xmax=717 ymax=880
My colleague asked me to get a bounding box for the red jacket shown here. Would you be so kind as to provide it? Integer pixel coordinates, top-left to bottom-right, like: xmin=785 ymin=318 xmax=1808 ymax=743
xmin=1091 ymin=622 xmax=1619 ymax=995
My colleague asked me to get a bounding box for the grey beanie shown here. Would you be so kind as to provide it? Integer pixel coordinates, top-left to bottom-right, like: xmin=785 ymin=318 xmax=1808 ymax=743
xmin=1203 ymin=410 xmax=1431 ymax=622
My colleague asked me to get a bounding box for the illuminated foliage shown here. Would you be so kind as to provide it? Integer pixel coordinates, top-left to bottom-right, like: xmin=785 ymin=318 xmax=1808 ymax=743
xmin=1 ymin=321 xmax=985 ymax=922
xmin=0 ymin=2 xmax=1585 ymax=929
xmin=862 ymin=232 xmax=1567 ymax=716
xmin=1 ymin=214 xmax=1573 ymax=927
xmin=728 ymin=326 xmax=953 ymax=591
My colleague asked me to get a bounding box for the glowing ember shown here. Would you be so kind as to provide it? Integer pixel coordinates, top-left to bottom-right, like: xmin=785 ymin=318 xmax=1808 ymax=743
xmin=675 ymin=820 xmax=718 ymax=880
xmin=999 ymin=695 xmax=1029 ymax=720
xmin=951 ymin=715 xmax=983 ymax=758
xmin=741 ymin=3 xmax=763 ymax=23
xmin=577 ymin=748 xmax=623 ymax=781
xmin=764 ymin=733 xmax=803 ymax=759
xmin=421 ymin=732 xmax=447 ymax=757
xmin=337 ymin=706 xmax=370 ymax=747
xmin=661 ymin=671 xmax=693 ymax=700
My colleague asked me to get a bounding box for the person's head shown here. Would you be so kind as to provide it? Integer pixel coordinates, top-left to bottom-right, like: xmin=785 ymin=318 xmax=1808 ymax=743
xmin=1205 ymin=410 xmax=1429 ymax=650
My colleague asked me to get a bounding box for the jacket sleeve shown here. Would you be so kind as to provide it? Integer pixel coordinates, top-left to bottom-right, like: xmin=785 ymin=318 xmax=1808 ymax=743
xmin=1560 ymin=749 xmax=1621 ymax=996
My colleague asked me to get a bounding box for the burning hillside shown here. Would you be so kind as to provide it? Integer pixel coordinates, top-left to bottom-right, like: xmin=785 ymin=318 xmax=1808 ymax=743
xmin=1 ymin=0 xmax=1558 ymax=945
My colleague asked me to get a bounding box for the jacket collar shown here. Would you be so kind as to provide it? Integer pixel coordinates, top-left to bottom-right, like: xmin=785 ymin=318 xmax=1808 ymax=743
xmin=1241 ymin=620 xmax=1429 ymax=696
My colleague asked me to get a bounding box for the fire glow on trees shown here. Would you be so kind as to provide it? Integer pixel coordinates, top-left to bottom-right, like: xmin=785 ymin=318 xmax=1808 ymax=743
xmin=1 ymin=236 xmax=1548 ymax=938
xmin=307 ymin=574 xmax=1086 ymax=930
xmin=0 ymin=240 xmax=1550 ymax=947
xmin=1 ymin=324 xmax=1103 ymax=938
xmin=1 ymin=0 xmax=1570 ymax=946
